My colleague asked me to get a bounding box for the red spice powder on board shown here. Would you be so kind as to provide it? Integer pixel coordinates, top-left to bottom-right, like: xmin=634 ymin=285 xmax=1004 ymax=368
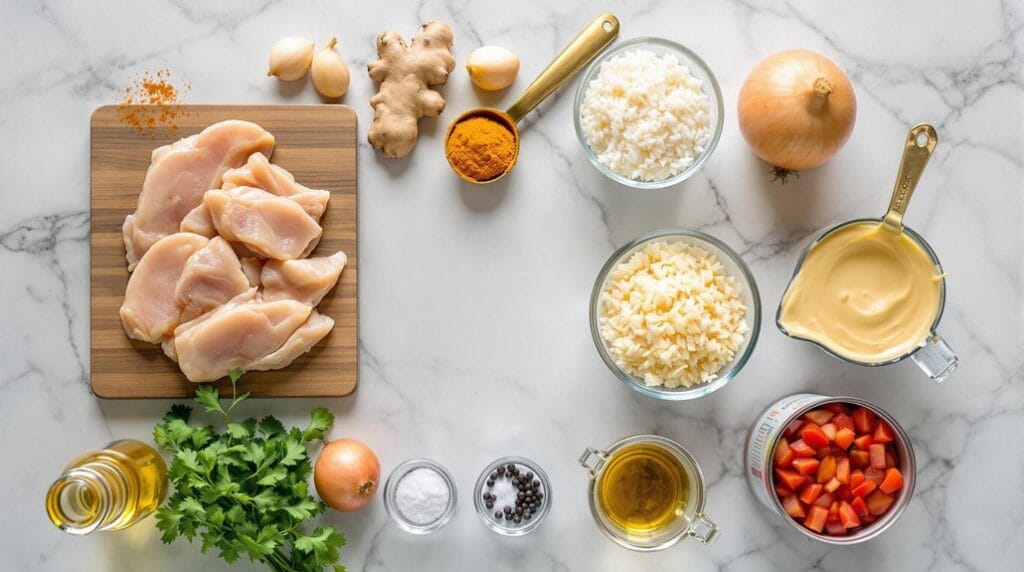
xmin=117 ymin=68 xmax=191 ymax=138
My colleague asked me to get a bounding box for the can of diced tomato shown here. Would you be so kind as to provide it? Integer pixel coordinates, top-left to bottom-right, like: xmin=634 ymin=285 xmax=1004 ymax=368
xmin=744 ymin=393 xmax=916 ymax=544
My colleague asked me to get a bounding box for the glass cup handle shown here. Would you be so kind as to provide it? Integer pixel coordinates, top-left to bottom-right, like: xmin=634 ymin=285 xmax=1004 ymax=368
xmin=911 ymin=333 xmax=958 ymax=383
xmin=578 ymin=448 xmax=607 ymax=478
xmin=688 ymin=513 xmax=719 ymax=545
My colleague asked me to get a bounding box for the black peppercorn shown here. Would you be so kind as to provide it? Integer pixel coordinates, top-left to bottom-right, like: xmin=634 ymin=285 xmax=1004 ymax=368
xmin=495 ymin=511 xmax=503 ymax=519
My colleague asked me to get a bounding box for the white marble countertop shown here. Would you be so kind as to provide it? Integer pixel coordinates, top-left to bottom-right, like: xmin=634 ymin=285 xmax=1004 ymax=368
xmin=2 ymin=1 xmax=1021 ymax=570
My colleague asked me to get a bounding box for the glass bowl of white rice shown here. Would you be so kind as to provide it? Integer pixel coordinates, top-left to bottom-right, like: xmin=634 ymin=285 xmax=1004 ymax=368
xmin=589 ymin=228 xmax=761 ymax=400
xmin=574 ymin=38 xmax=724 ymax=189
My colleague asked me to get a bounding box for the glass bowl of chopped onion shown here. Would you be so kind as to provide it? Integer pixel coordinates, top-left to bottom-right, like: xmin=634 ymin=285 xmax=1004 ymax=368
xmin=573 ymin=37 xmax=724 ymax=189
xmin=589 ymin=228 xmax=761 ymax=400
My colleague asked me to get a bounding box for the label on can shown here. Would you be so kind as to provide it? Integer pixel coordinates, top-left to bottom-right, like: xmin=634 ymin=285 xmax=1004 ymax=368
xmin=744 ymin=393 xmax=825 ymax=511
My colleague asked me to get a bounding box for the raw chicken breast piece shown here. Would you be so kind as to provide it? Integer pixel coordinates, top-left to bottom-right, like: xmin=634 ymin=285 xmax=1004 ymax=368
xmin=181 ymin=154 xmax=330 ymax=236
xmin=249 ymin=311 xmax=334 ymax=371
xmin=120 ymin=233 xmax=209 ymax=343
xmin=204 ymin=186 xmax=323 ymax=260
xmin=240 ymin=257 xmax=264 ymax=288
xmin=222 ymin=153 xmax=331 ymax=218
xmin=180 ymin=204 xmax=216 ymax=237
xmin=261 ymin=251 xmax=347 ymax=306
xmin=174 ymin=237 xmax=250 ymax=323
xmin=172 ymin=291 xmax=312 ymax=382
xmin=122 ymin=120 xmax=274 ymax=269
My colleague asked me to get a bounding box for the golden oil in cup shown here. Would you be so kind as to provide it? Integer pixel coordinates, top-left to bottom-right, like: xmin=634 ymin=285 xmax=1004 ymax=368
xmin=46 ymin=439 xmax=167 ymax=535
xmin=579 ymin=435 xmax=717 ymax=551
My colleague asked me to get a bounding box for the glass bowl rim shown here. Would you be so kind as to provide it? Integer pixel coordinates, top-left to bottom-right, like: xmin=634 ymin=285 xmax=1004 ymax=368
xmin=572 ymin=36 xmax=725 ymax=189
xmin=473 ymin=455 xmax=552 ymax=536
xmin=382 ymin=458 xmax=458 ymax=535
xmin=589 ymin=228 xmax=762 ymax=400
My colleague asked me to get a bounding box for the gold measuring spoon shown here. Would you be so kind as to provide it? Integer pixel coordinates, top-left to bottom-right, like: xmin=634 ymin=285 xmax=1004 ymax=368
xmin=444 ymin=13 xmax=619 ymax=184
xmin=882 ymin=123 xmax=938 ymax=229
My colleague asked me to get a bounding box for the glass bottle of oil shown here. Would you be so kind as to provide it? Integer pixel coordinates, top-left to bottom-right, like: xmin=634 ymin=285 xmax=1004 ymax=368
xmin=45 ymin=439 xmax=168 ymax=535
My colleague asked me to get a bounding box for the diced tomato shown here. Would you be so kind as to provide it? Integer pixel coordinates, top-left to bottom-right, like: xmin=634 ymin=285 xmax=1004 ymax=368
xmin=886 ymin=451 xmax=898 ymax=469
xmin=825 ymin=520 xmax=846 ymax=536
xmin=834 ymin=427 xmax=856 ymax=450
xmin=775 ymin=469 xmax=807 ymax=490
xmin=783 ymin=418 xmax=805 ymax=439
xmin=813 ymin=492 xmax=835 ymax=508
xmin=817 ymin=455 xmax=837 ymax=483
xmin=782 ymin=494 xmax=806 ymax=518
xmin=869 ymin=443 xmax=886 ymax=469
xmin=825 ymin=402 xmax=849 ymax=414
xmin=817 ymin=446 xmax=835 ymax=459
xmin=836 ymin=484 xmax=852 ymax=502
xmin=775 ymin=483 xmax=793 ymax=496
xmin=832 ymin=413 xmax=855 ymax=431
xmin=865 ymin=467 xmax=886 ymax=485
xmin=865 ymin=490 xmax=894 ymax=516
xmin=850 ymin=480 xmax=877 ymax=497
xmin=824 ymin=476 xmax=842 ymax=493
xmin=792 ymin=457 xmax=820 ymax=476
xmin=836 ymin=457 xmax=851 ymax=484
xmin=879 ymin=468 xmax=904 ymax=494
xmin=850 ymin=470 xmax=865 ymax=489
xmin=804 ymin=409 xmax=835 ymax=425
xmin=850 ymin=495 xmax=869 ymax=517
xmin=838 ymin=501 xmax=861 ymax=528
xmin=773 ymin=439 xmax=794 ymax=468
xmin=860 ymin=513 xmax=876 ymax=525
xmin=804 ymin=505 xmax=828 ymax=533
xmin=799 ymin=483 xmax=823 ymax=504
xmin=873 ymin=420 xmax=894 ymax=444
xmin=800 ymin=423 xmax=831 ymax=449
xmin=821 ymin=423 xmax=838 ymax=441
xmin=789 ymin=439 xmax=817 ymax=458
xmin=852 ymin=407 xmax=876 ymax=433
xmin=849 ymin=449 xmax=871 ymax=469
xmin=853 ymin=434 xmax=874 ymax=450
xmin=827 ymin=501 xmax=840 ymax=523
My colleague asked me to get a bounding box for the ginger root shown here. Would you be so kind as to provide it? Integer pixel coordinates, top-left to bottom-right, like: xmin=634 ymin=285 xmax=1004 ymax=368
xmin=367 ymin=22 xmax=456 ymax=158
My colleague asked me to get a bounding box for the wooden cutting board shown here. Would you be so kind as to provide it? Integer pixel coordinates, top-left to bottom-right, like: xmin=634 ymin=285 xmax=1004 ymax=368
xmin=91 ymin=105 xmax=357 ymax=398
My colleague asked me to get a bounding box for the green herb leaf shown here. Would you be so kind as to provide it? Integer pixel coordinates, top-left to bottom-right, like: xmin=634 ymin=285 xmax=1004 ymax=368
xmin=155 ymin=508 xmax=182 ymax=543
xmin=194 ymin=386 xmax=225 ymax=416
xmin=295 ymin=526 xmax=346 ymax=563
xmin=280 ymin=437 xmax=306 ymax=467
xmin=303 ymin=408 xmax=335 ymax=442
xmin=256 ymin=466 xmax=288 ymax=486
xmin=258 ymin=416 xmax=286 ymax=438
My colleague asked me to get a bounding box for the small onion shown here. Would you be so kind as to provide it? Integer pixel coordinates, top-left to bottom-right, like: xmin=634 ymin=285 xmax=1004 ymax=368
xmin=268 ymin=36 xmax=314 ymax=81
xmin=737 ymin=49 xmax=856 ymax=173
xmin=314 ymin=438 xmax=380 ymax=512
xmin=311 ymin=37 xmax=350 ymax=98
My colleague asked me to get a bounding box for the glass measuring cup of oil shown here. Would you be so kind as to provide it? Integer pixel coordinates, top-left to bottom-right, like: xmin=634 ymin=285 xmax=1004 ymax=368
xmin=578 ymin=435 xmax=718 ymax=551
xmin=46 ymin=439 xmax=167 ymax=535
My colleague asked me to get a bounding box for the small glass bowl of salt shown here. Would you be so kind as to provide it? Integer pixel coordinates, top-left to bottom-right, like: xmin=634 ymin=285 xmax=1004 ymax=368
xmin=383 ymin=459 xmax=457 ymax=534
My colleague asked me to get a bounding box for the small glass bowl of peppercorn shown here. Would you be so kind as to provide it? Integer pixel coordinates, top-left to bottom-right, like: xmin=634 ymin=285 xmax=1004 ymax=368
xmin=474 ymin=456 xmax=552 ymax=536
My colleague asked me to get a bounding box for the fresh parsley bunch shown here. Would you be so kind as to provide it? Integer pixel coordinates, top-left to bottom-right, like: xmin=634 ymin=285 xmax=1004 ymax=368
xmin=153 ymin=370 xmax=345 ymax=572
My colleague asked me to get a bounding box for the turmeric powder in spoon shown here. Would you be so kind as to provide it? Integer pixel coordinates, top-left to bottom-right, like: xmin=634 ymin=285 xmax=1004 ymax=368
xmin=445 ymin=115 xmax=517 ymax=182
